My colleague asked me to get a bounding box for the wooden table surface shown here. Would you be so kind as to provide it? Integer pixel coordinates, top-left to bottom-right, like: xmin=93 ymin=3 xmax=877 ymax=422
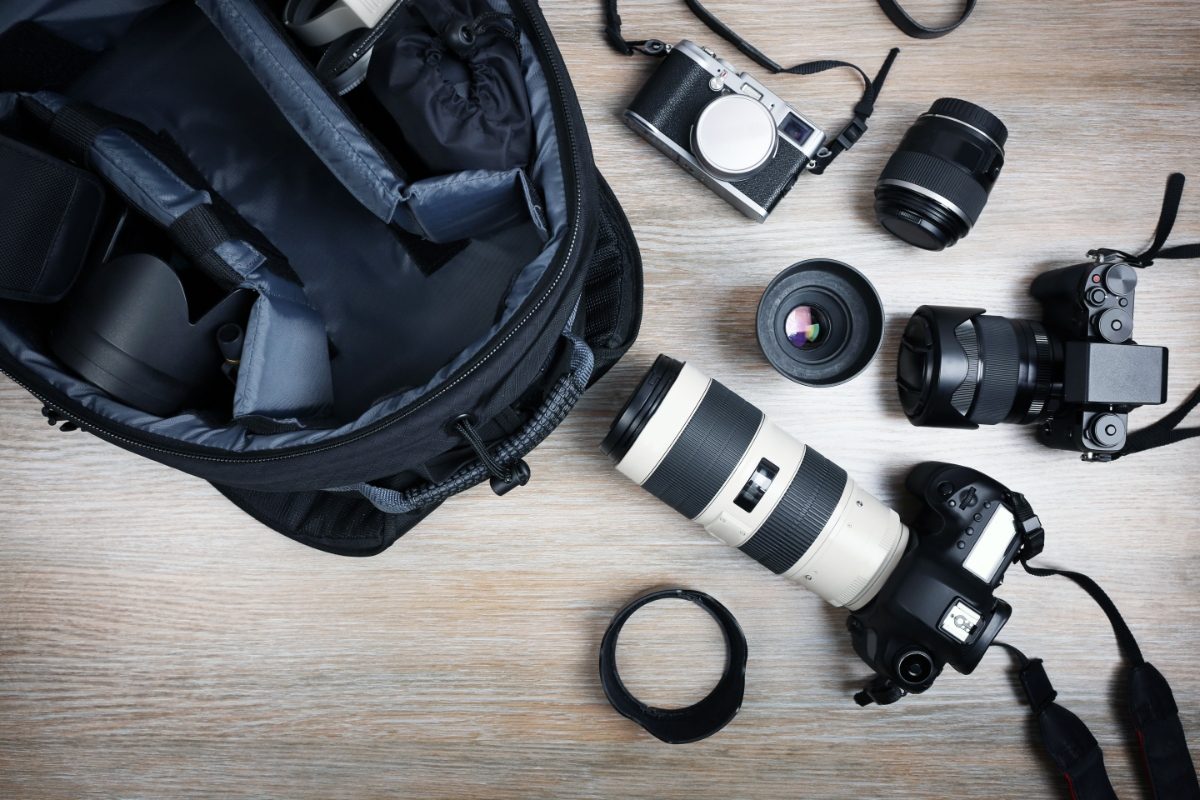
xmin=3 ymin=1 xmax=1199 ymax=798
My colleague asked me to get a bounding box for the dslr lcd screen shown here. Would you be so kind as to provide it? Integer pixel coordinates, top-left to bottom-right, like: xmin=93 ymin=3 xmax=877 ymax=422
xmin=780 ymin=113 xmax=814 ymax=145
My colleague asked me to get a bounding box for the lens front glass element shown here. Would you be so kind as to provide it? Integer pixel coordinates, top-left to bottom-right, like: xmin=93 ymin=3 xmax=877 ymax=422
xmin=784 ymin=305 xmax=827 ymax=350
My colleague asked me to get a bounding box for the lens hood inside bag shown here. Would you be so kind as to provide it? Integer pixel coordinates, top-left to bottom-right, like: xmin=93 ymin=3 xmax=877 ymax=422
xmin=0 ymin=0 xmax=642 ymax=550
xmin=51 ymin=254 xmax=255 ymax=417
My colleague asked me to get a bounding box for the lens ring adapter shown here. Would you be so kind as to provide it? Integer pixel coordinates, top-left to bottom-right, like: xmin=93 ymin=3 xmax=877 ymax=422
xmin=599 ymin=588 xmax=747 ymax=744
xmin=756 ymin=260 xmax=885 ymax=387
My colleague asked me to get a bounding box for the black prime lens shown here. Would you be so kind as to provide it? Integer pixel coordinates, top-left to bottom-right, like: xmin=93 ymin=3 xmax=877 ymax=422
xmin=896 ymin=306 xmax=1061 ymax=429
xmin=875 ymin=98 xmax=1008 ymax=251
xmin=756 ymin=260 xmax=885 ymax=387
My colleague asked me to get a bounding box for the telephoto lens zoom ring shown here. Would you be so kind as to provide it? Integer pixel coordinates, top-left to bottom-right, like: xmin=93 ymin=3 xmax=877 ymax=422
xmin=739 ymin=447 xmax=848 ymax=574
xmin=970 ymin=317 xmax=1021 ymax=424
xmin=928 ymin=98 xmax=1009 ymax=148
xmin=880 ymin=151 xmax=989 ymax=225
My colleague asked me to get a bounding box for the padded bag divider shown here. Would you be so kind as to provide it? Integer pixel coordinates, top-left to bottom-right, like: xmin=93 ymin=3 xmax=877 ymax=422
xmin=196 ymin=0 xmax=546 ymax=244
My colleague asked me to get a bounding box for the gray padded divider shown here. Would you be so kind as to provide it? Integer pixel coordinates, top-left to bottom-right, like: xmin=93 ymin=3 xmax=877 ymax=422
xmin=403 ymin=167 xmax=549 ymax=245
xmin=196 ymin=0 xmax=409 ymax=228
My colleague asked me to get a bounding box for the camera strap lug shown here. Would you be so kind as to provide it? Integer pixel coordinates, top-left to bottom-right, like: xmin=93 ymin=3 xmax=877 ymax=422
xmin=629 ymin=39 xmax=670 ymax=57
xmin=1001 ymin=490 xmax=1044 ymax=561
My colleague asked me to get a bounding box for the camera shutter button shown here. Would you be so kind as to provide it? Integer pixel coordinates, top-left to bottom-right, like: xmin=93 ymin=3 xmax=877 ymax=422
xmin=1103 ymin=262 xmax=1138 ymax=296
xmin=692 ymin=95 xmax=777 ymax=181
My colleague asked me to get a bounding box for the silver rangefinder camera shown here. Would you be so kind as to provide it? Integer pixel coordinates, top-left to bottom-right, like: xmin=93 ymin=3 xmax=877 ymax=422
xmin=624 ymin=41 xmax=827 ymax=222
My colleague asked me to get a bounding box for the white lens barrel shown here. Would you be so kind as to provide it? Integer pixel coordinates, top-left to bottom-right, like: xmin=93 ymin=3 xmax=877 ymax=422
xmin=613 ymin=362 xmax=909 ymax=610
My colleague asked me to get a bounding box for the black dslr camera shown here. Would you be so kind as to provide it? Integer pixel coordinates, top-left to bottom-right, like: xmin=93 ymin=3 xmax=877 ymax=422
xmin=850 ymin=462 xmax=1042 ymax=705
xmin=896 ymin=254 xmax=1166 ymax=459
xmin=623 ymin=40 xmax=827 ymax=222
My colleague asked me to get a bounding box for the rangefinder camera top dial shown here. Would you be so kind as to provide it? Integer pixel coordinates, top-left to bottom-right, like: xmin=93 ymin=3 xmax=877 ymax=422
xmin=624 ymin=40 xmax=827 ymax=222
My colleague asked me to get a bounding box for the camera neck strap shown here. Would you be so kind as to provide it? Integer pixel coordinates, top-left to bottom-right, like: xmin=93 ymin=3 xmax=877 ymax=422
xmin=993 ymin=493 xmax=1200 ymax=798
xmin=874 ymin=0 xmax=977 ymax=39
xmin=1092 ymin=173 xmax=1200 ymax=459
xmin=602 ymin=0 xmax=900 ymax=173
xmin=993 ymin=561 xmax=1200 ymax=799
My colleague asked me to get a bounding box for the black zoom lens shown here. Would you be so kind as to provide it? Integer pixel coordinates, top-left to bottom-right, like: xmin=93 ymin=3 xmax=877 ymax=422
xmin=875 ymin=98 xmax=1007 ymax=251
xmin=896 ymin=306 xmax=1061 ymax=429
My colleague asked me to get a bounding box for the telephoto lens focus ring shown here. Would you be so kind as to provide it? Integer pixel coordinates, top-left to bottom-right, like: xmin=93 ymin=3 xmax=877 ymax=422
xmin=640 ymin=381 xmax=763 ymax=520
xmin=927 ymin=98 xmax=1009 ymax=148
xmin=738 ymin=447 xmax=847 ymax=575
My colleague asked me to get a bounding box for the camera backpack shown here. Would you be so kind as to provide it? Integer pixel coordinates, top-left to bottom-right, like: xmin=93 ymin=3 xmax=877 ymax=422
xmin=0 ymin=0 xmax=642 ymax=555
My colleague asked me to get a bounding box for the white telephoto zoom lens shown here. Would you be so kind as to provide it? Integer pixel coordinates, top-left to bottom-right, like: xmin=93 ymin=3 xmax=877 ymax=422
xmin=602 ymin=356 xmax=909 ymax=610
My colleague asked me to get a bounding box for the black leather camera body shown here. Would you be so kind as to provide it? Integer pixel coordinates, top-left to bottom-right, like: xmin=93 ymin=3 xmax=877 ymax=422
xmin=623 ymin=40 xmax=825 ymax=222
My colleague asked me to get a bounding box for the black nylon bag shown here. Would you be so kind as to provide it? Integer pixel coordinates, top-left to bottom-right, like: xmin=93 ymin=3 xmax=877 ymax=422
xmin=0 ymin=0 xmax=642 ymax=555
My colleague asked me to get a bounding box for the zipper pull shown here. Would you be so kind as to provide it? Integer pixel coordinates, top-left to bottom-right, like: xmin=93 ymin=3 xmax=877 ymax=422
xmin=40 ymin=405 xmax=79 ymax=432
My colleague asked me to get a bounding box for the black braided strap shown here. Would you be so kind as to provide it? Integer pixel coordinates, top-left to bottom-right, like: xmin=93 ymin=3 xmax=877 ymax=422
xmin=330 ymin=334 xmax=594 ymax=514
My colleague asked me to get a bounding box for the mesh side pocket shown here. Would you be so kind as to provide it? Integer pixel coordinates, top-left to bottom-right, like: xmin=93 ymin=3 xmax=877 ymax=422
xmin=581 ymin=171 xmax=641 ymax=382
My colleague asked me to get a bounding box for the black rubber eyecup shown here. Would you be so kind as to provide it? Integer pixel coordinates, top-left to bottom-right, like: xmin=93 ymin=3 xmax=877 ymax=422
xmin=599 ymin=589 xmax=747 ymax=744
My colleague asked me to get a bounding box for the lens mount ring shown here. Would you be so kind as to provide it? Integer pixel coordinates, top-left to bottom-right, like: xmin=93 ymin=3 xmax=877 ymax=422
xmin=876 ymin=178 xmax=974 ymax=229
xmin=599 ymin=589 xmax=747 ymax=744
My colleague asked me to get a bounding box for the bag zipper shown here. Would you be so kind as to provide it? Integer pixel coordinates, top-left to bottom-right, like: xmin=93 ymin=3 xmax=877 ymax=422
xmin=0 ymin=0 xmax=590 ymax=467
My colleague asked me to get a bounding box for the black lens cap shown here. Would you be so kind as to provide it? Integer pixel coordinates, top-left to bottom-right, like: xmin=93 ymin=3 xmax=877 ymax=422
xmin=756 ymin=260 xmax=884 ymax=387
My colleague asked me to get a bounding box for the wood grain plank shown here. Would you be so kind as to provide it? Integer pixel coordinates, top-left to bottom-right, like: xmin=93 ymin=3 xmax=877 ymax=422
xmin=2 ymin=1 xmax=1199 ymax=798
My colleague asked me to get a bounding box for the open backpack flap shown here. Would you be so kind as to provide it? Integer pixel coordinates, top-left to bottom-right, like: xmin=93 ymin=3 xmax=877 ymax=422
xmin=0 ymin=0 xmax=643 ymax=554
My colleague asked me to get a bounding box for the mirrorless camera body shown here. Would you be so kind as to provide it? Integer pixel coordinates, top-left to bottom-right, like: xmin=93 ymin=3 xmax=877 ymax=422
xmin=624 ymin=40 xmax=827 ymax=222
xmin=1030 ymin=255 xmax=1167 ymax=455
xmin=897 ymin=253 xmax=1168 ymax=460
xmin=849 ymin=462 xmax=1040 ymax=705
